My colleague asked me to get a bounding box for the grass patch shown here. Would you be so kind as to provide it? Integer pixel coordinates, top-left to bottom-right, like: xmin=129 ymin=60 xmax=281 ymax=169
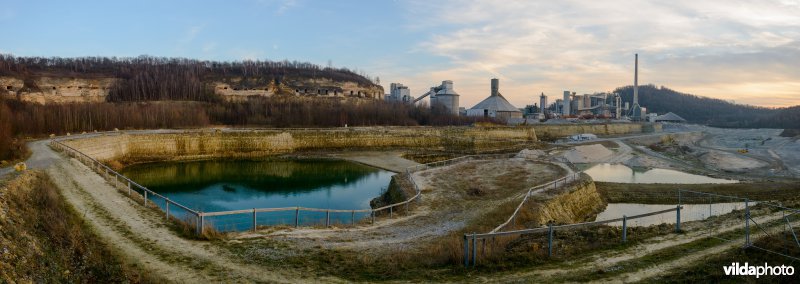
xmin=597 ymin=182 xmax=800 ymax=204
xmin=0 ymin=171 xmax=158 ymax=283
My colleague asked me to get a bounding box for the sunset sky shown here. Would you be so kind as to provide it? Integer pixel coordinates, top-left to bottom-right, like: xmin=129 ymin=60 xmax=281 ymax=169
xmin=2 ymin=0 xmax=799 ymax=108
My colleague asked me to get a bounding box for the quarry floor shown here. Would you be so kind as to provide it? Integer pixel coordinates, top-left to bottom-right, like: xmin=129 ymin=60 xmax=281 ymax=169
xmin=2 ymin=125 xmax=798 ymax=283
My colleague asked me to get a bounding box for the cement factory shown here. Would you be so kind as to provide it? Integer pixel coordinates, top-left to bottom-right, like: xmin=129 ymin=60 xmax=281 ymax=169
xmin=385 ymin=54 xmax=684 ymax=124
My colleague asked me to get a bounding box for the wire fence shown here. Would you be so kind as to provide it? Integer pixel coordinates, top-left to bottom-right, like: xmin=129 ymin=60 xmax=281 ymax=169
xmin=463 ymin=189 xmax=800 ymax=268
xmin=679 ymin=190 xmax=800 ymax=262
xmin=51 ymin=139 xmax=523 ymax=234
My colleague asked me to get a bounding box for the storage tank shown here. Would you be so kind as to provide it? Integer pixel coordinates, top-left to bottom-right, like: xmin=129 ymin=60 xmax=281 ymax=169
xmin=434 ymin=80 xmax=460 ymax=115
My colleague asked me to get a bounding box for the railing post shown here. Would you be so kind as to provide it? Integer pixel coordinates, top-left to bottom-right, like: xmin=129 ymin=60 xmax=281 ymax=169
xmin=472 ymin=233 xmax=477 ymax=267
xmin=390 ymin=206 xmax=393 ymax=218
xmin=371 ymin=210 xmax=375 ymax=224
xmin=295 ymin=207 xmax=300 ymax=228
xmin=463 ymin=234 xmax=469 ymax=268
xmin=622 ymin=215 xmax=628 ymax=243
xmin=326 ymin=210 xmax=330 ymax=227
xmin=165 ymin=199 xmax=170 ymax=219
xmin=745 ymin=199 xmax=750 ymax=247
xmin=351 ymin=210 xmax=355 ymax=226
xmin=548 ymin=223 xmax=554 ymax=257
xmin=143 ymin=191 xmax=148 ymax=206
xmin=127 ymin=181 xmax=131 ymax=196
xmin=252 ymin=209 xmax=257 ymax=232
xmin=676 ymin=205 xmax=681 ymax=232
xmin=200 ymin=214 xmax=205 ymax=235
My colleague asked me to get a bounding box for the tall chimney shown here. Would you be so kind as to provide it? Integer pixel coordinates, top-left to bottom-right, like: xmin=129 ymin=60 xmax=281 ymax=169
xmin=491 ymin=78 xmax=499 ymax=97
xmin=634 ymin=53 xmax=638 ymax=105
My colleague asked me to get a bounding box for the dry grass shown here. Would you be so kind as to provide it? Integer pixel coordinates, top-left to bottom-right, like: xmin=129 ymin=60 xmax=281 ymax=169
xmin=0 ymin=171 xmax=159 ymax=283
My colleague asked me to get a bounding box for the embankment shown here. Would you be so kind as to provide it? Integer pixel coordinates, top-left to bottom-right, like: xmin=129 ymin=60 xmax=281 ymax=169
xmin=60 ymin=124 xmax=656 ymax=163
xmin=528 ymin=174 xmax=606 ymax=225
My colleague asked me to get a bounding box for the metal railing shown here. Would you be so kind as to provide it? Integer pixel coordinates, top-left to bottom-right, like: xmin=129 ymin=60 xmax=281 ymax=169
xmin=50 ymin=139 xmax=204 ymax=234
xmin=490 ymin=171 xmax=584 ymax=233
xmin=51 ymin=139 xmax=515 ymax=234
xmin=464 ymin=205 xmax=682 ymax=267
xmin=679 ymin=189 xmax=800 ymax=262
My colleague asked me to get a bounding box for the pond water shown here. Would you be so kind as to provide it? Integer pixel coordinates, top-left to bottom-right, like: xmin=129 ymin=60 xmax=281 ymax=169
xmin=584 ymin=163 xmax=738 ymax=184
xmin=121 ymin=159 xmax=393 ymax=231
xmin=595 ymin=202 xmax=749 ymax=227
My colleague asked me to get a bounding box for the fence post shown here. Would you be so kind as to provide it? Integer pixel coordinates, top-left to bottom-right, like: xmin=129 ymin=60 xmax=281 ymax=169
xmin=165 ymin=199 xmax=170 ymax=219
xmin=472 ymin=233 xmax=477 ymax=267
xmin=295 ymin=207 xmax=299 ymax=228
xmin=744 ymin=199 xmax=750 ymax=247
xmin=463 ymin=234 xmax=469 ymax=268
xmin=622 ymin=215 xmax=628 ymax=243
xmin=127 ymin=181 xmax=131 ymax=196
xmin=200 ymin=214 xmax=205 ymax=235
xmin=676 ymin=205 xmax=681 ymax=232
xmin=390 ymin=206 xmax=393 ymax=218
xmin=252 ymin=209 xmax=257 ymax=232
xmin=326 ymin=210 xmax=330 ymax=227
xmin=143 ymin=191 xmax=148 ymax=206
xmin=548 ymin=223 xmax=554 ymax=257
xmin=351 ymin=210 xmax=355 ymax=226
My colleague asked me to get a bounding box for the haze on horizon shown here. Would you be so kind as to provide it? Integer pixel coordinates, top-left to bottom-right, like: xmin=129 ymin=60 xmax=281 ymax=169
xmin=2 ymin=0 xmax=799 ymax=108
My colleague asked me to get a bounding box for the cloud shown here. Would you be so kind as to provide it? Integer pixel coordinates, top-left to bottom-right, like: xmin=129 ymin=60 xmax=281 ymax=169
xmin=395 ymin=0 xmax=800 ymax=108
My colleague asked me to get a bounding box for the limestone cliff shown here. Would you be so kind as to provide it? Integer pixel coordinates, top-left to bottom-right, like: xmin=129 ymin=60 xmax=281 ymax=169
xmin=1 ymin=75 xmax=383 ymax=104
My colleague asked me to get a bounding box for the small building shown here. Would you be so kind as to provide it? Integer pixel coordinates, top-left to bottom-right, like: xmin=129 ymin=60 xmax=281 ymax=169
xmin=466 ymin=78 xmax=523 ymax=120
xmin=653 ymin=112 xmax=686 ymax=123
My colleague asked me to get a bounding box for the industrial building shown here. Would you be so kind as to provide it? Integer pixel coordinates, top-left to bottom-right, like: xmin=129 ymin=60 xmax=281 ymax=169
xmin=385 ymin=83 xmax=414 ymax=102
xmin=466 ymin=78 xmax=522 ymax=120
xmin=653 ymin=112 xmax=686 ymax=123
xmin=413 ymin=80 xmax=460 ymax=115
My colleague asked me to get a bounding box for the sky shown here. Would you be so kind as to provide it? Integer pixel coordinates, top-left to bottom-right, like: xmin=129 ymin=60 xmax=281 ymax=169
xmin=2 ymin=0 xmax=799 ymax=108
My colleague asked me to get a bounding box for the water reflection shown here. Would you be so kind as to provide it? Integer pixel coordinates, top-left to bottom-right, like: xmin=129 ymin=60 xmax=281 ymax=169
xmin=121 ymin=159 xmax=393 ymax=230
xmin=584 ymin=163 xmax=737 ymax=184
xmin=596 ymin=202 xmax=749 ymax=227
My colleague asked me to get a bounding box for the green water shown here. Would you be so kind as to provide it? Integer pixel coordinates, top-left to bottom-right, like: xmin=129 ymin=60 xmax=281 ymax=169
xmin=121 ymin=159 xmax=393 ymax=230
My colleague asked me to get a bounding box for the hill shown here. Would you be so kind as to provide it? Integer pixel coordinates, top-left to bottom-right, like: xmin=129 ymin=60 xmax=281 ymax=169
xmin=613 ymin=85 xmax=793 ymax=128
xmin=0 ymin=55 xmax=383 ymax=103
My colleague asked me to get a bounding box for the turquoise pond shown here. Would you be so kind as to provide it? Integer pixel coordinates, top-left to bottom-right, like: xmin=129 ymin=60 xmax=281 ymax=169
xmin=121 ymin=159 xmax=394 ymax=231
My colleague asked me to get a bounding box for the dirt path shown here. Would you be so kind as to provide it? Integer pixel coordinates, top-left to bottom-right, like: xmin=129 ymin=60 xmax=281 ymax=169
xmin=485 ymin=212 xmax=787 ymax=283
xmin=46 ymin=151 xmax=326 ymax=283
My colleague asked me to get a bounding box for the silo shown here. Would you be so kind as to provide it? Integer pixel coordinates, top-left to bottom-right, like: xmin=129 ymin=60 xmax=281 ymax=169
xmin=491 ymin=78 xmax=499 ymax=97
xmin=435 ymin=80 xmax=460 ymax=115
xmin=539 ymin=93 xmax=547 ymax=113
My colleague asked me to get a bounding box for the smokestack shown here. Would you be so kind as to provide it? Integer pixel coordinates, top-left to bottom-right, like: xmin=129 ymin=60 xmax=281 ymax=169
xmin=634 ymin=53 xmax=638 ymax=105
xmin=491 ymin=78 xmax=499 ymax=97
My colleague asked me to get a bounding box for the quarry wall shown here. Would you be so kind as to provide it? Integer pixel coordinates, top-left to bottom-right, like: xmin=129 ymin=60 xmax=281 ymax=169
xmin=1 ymin=75 xmax=384 ymax=103
xmin=530 ymin=176 xmax=606 ymax=225
xmin=59 ymin=123 xmax=655 ymax=163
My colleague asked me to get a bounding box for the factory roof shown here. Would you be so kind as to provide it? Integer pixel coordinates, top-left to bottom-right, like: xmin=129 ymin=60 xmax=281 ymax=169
xmin=470 ymin=93 xmax=521 ymax=112
xmin=654 ymin=112 xmax=686 ymax=122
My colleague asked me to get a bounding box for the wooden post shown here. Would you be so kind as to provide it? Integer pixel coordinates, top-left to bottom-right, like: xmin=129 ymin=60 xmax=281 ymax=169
xmin=127 ymin=181 xmax=131 ymax=196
